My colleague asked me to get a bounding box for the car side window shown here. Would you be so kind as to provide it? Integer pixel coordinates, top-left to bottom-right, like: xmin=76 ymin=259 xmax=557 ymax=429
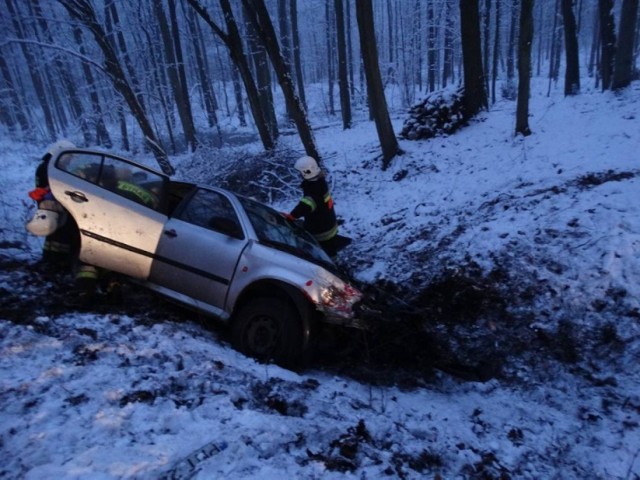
xmin=57 ymin=152 xmax=103 ymax=182
xmin=178 ymin=189 xmax=244 ymax=239
xmin=101 ymin=157 xmax=164 ymax=211
xmin=56 ymin=152 xmax=166 ymax=212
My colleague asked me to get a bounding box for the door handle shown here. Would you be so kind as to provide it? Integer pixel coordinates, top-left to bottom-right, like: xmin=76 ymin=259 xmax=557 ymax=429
xmin=164 ymin=229 xmax=177 ymax=238
xmin=64 ymin=190 xmax=88 ymax=203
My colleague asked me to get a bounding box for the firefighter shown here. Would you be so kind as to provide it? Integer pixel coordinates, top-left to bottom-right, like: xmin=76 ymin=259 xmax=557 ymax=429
xmin=27 ymin=140 xmax=79 ymax=272
xmin=287 ymin=156 xmax=344 ymax=258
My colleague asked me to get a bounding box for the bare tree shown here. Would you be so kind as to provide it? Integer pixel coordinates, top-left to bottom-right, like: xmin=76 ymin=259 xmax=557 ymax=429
xmin=289 ymin=0 xmax=307 ymax=110
xmin=612 ymin=0 xmax=639 ymax=90
xmin=562 ymin=0 xmax=581 ymax=95
xmin=598 ymin=0 xmax=616 ymax=90
xmin=442 ymin=0 xmax=455 ymax=87
xmin=460 ymin=0 xmax=488 ymax=118
xmin=244 ymin=3 xmax=279 ymax=141
xmin=0 ymin=54 xmax=30 ymax=133
xmin=186 ymin=0 xmax=276 ymax=151
xmin=58 ymin=0 xmax=174 ymax=175
xmin=241 ymin=0 xmax=321 ymax=162
xmin=185 ymin=6 xmax=219 ymax=130
xmin=6 ymin=0 xmax=57 ymax=141
xmin=153 ymin=0 xmax=198 ymax=151
xmin=491 ymin=0 xmax=501 ymax=103
xmin=278 ymin=0 xmax=294 ymax=123
xmin=325 ymin=0 xmax=336 ymax=116
xmin=72 ymin=26 xmax=112 ymax=147
xmin=515 ymin=0 xmax=534 ymax=136
xmin=427 ymin=1 xmax=437 ymax=92
xmin=335 ymin=0 xmax=352 ymax=129
xmin=355 ymin=0 xmax=400 ymax=169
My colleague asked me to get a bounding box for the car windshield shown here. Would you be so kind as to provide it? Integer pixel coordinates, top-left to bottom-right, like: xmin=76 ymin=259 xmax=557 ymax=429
xmin=238 ymin=196 xmax=334 ymax=267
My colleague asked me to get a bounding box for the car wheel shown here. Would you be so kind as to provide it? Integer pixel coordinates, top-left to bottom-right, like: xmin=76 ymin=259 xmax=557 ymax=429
xmin=231 ymin=297 xmax=305 ymax=367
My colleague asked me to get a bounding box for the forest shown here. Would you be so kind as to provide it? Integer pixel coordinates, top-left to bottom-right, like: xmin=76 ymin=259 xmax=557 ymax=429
xmin=1 ymin=0 xmax=638 ymax=172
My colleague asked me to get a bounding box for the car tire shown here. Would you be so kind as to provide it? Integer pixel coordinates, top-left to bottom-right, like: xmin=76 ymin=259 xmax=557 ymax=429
xmin=231 ymin=297 xmax=306 ymax=367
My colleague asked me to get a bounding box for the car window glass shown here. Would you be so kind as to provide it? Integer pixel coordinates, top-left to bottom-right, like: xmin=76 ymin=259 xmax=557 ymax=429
xmin=57 ymin=152 xmax=103 ymax=182
xmin=238 ymin=196 xmax=332 ymax=264
xmin=178 ymin=189 xmax=244 ymax=239
xmin=56 ymin=152 xmax=166 ymax=212
xmin=101 ymin=157 xmax=164 ymax=210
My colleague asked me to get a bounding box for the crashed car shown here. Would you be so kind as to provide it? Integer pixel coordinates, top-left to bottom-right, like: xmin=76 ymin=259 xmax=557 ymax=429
xmin=43 ymin=147 xmax=363 ymax=366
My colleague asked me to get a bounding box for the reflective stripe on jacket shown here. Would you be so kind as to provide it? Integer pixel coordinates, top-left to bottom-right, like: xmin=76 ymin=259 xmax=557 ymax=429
xmin=290 ymin=175 xmax=338 ymax=241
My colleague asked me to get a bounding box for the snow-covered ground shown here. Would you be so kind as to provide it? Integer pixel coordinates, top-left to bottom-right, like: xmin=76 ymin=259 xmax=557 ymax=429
xmin=1 ymin=79 xmax=640 ymax=479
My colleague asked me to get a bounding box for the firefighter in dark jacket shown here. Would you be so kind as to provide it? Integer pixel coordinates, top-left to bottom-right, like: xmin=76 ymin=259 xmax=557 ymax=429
xmin=288 ymin=156 xmax=341 ymax=258
xmin=27 ymin=140 xmax=79 ymax=271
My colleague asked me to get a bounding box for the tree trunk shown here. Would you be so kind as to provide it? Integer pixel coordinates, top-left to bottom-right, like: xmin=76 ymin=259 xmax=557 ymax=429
xmin=561 ymin=0 xmax=581 ymax=95
xmin=460 ymin=0 xmax=488 ymax=118
xmin=6 ymin=0 xmax=56 ymax=141
xmin=598 ymin=0 xmax=616 ymax=90
xmin=0 ymin=48 xmax=30 ymax=133
xmin=231 ymin=65 xmax=246 ymax=127
xmin=187 ymin=0 xmax=275 ymax=151
xmin=506 ymin=0 xmax=519 ymax=81
xmin=326 ymin=0 xmax=336 ymax=116
xmin=105 ymin=2 xmax=145 ymax=112
xmin=612 ymin=0 xmax=639 ymax=90
xmin=355 ymin=0 xmax=400 ymax=169
xmin=442 ymin=0 xmax=454 ymax=87
xmin=427 ymin=2 xmax=437 ymax=92
xmin=413 ymin=0 xmax=422 ymax=90
xmin=244 ymin=3 xmax=279 ymax=141
xmin=278 ymin=0 xmax=294 ymax=123
xmin=72 ymin=26 xmax=112 ymax=148
xmin=155 ymin=0 xmax=198 ymax=151
xmin=242 ymin=0 xmax=321 ymax=162
xmin=588 ymin=9 xmax=601 ymax=82
xmin=483 ymin=0 xmax=492 ymax=100
xmin=187 ymin=6 xmax=219 ymax=129
xmin=58 ymin=0 xmax=174 ymax=175
xmin=516 ymin=0 xmax=534 ymax=136
xmin=33 ymin=0 xmax=90 ymax=142
xmin=290 ymin=0 xmax=307 ymax=110
xmin=335 ymin=0 xmax=352 ymax=129
xmin=346 ymin=1 xmax=356 ymax=97
xmin=491 ymin=0 xmax=500 ymax=103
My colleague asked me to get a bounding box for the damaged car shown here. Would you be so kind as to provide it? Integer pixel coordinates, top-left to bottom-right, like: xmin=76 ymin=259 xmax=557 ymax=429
xmin=42 ymin=146 xmax=364 ymax=366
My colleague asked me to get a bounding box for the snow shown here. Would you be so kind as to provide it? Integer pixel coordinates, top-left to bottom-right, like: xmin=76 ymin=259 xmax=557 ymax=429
xmin=2 ymin=79 xmax=640 ymax=479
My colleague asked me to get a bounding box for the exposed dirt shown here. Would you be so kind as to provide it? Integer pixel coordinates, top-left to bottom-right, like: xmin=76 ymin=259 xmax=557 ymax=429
xmin=0 ymin=249 xmax=516 ymax=384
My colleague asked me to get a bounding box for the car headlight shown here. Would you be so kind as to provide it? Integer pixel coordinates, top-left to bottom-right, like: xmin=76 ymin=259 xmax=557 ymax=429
xmin=318 ymin=282 xmax=362 ymax=318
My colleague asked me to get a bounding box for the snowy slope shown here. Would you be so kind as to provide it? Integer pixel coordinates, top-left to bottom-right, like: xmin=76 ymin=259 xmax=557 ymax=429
xmin=1 ymin=79 xmax=639 ymax=479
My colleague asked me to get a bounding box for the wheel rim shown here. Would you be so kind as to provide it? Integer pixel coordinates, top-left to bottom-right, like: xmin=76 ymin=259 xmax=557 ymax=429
xmin=245 ymin=315 xmax=280 ymax=356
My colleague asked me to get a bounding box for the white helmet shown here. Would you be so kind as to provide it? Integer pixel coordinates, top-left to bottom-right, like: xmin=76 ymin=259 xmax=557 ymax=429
xmin=294 ymin=156 xmax=321 ymax=180
xmin=26 ymin=208 xmax=60 ymax=236
xmin=45 ymin=139 xmax=76 ymax=161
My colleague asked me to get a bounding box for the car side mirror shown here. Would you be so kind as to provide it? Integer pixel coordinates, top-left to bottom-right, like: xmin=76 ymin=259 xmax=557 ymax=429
xmin=209 ymin=216 xmax=243 ymax=239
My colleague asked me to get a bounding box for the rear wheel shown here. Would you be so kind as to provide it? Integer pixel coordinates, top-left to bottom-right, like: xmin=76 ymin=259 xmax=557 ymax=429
xmin=231 ymin=297 xmax=306 ymax=367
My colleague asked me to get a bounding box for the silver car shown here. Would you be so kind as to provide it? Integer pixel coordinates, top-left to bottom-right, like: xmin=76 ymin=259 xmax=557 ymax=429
xmin=47 ymin=148 xmax=363 ymax=366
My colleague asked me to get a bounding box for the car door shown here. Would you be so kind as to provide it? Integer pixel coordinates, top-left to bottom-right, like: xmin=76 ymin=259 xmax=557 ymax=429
xmin=148 ymin=188 xmax=249 ymax=310
xmin=48 ymin=150 xmax=169 ymax=279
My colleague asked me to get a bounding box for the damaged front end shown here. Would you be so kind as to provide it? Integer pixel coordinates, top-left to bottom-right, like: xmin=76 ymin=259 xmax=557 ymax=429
xmin=303 ymin=270 xmax=371 ymax=329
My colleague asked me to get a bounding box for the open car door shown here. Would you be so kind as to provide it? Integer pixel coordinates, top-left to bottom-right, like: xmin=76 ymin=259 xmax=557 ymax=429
xmin=47 ymin=150 xmax=169 ymax=280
